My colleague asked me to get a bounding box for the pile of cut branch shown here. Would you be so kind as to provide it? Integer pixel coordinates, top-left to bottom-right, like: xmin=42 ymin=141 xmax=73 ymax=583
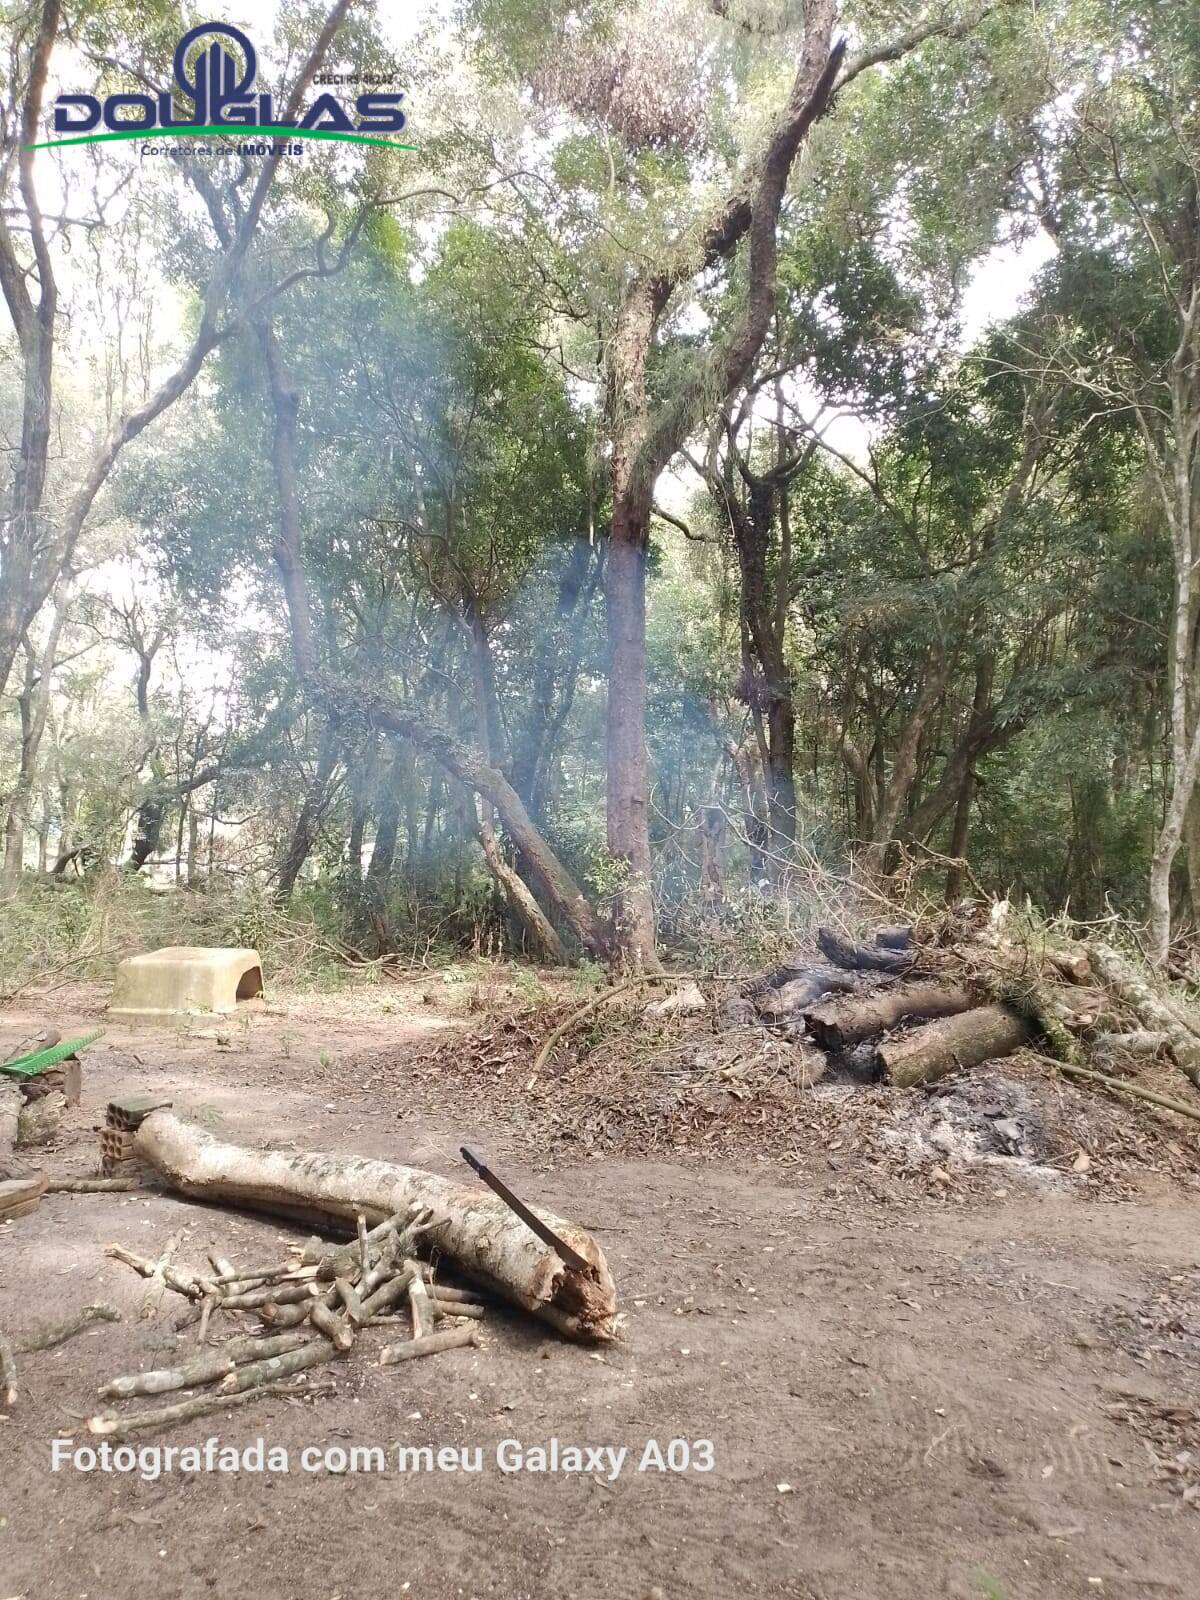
xmin=94 ymin=1207 xmax=488 ymax=1440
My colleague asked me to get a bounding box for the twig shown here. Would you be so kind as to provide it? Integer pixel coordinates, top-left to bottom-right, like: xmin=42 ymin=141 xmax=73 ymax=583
xmin=45 ymin=1177 xmax=141 ymax=1193
xmin=531 ymin=976 xmax=661 ymax=1077
xmin=0 ymin=1335 xmax=16 ymax=1407
xmin=16 ymin=1303 xmax=120 ymax=1352
xmin=1053 ymin=1059 xmax=1200 ymax=1125
xmin=140 ymin=1229 xmax=184 ymax=1320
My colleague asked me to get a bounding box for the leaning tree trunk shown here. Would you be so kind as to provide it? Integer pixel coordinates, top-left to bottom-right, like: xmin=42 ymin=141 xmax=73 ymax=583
xmin=275 ymin=718 xmax=340 ymax=901
xmin=258 ymin=318 xmax=611 ymax=963
xmin=135 ymin=1111 xmax=617 ymax=1341
xmin=128 ymin=790 xmax=167 ymax=873
xmin=466 ymin=605 xmax=567 ymax=964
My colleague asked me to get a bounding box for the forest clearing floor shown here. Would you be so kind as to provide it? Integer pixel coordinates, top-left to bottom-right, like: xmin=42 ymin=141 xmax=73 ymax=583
xmin=1 ymin=963 xmax=1199 ymax=1599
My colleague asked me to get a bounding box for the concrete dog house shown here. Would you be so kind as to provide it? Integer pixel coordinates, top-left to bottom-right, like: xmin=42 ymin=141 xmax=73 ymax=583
xmin=110 ymin=946 xmax=264 ymax=1024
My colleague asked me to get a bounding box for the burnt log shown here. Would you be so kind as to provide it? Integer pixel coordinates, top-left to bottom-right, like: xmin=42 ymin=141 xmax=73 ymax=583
xmin=876 ymin=1004 xmax=1032 ymax=1088
xmin=805 ymin=983 xmax=974 ymax=1051
xmin=816 ymin=927 xmax=914 ymax=975
xmin=750 ymin=964 xmax=860 ymax=1010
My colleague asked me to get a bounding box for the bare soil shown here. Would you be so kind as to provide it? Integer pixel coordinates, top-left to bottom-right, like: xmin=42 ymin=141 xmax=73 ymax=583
xmin=2 ymin=966 xmax=1199 ymax=1599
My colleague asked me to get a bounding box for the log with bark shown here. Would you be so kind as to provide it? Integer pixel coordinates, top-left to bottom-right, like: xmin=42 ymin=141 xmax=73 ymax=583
xmin=804 ymin=983 xmax=974 ymax=1051
xmin=46 ymin=1176 xmax=141 ymax=1193
xmin=88 ymin=1378 xmax=302 ymax=1441
xmin=876 ymin=1005 xmax=1033 ymax=1088
xmin=1086 ymin=942 xmax=1200 ymax=1091
xmin=133 ymin=1111 xmax=617 ymax=1340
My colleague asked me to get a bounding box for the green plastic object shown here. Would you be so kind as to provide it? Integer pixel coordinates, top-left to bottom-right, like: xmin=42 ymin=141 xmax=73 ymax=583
xmin=0 ymin=1029 xmax=104 ymax=1079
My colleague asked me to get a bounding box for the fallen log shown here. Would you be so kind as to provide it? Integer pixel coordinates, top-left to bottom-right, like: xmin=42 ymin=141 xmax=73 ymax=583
xmin=755 ymin=971 xmax=860 ymax=1020
xmin=335 ymin=1275 xmax=365 ymax=1324
xmin=817 ymin=927 xmax=914 ymax=976
xmin=133 ymin=1111 xmax=617 ymax=1341
xmin=805 ymin=983 xmax=974 ymax=1051
xmin=260 ymin=1280 xmax=336 ymax=1328
xmin=359 ymin=1266 xmax=413 ymax=1320
xmin=877 ymin=1004 xmax=1033 ymax=1088
xmin=216 ymin=1339 xmax=338 ymax=1393
xmin=0 ymin=1301 xmax=112 ymax=1411
xmin=749 ymin=962 xmax=859 ymax=1002
xmin=1095 ymin=1027 xmax=1171 ymax=1055
xmin=219 ymin=1281 xmax=318 ymax=1311
xmin=426 ymin=1283 xmax=486 ymax=1304
xmin=106 ymin=1243 xmax=209 ymax=1301
xmin=1086 ymin=943 xmax=1200 ymax=1091
xmin=309 ymin=1300 xmax=354 ymax=1351
xmin=431 ymin=1298 xmax=485 ymax=1320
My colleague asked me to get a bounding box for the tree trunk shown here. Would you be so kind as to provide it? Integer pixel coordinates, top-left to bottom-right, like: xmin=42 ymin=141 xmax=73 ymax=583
xmin=186 ymin=806 xmax=199 ymax=887
xmin=1148 ymin=796 xmax=1189 ymax=970
xmin=134 ymin=1110 xmax=617 ymax=1342
xmin=876 ymin=1005 xmax=1032 ymax=1087
xmin=865 ymin=649 xmax=953 ymax=872
xmin=128 ymin=796 xmax=167 ymax=873
xmin=275 ymin=718 xmax=340 ymax=901
xmin=0 ymin=584 xmax=69 ymax=897
xmin=765 ymin=695 xmax=797 ymax=848
xmin=605 ymin=518 xmax=661 ymax=969
xmin=944 ymin=764 xmax=975 ymax=902
xmin=465 ymin=604 xmax=567 ymax=964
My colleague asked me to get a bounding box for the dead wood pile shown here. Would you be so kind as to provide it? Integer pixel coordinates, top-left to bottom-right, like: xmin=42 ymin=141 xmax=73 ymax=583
xmin=728 ymin=909 xmax=1200 ymax=1127
xmin=401 ymin=908 xmax=1200 ymax=1178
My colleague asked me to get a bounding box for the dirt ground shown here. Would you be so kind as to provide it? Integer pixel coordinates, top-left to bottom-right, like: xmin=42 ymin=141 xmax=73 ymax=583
xmin=2 ymin=968 xmax=1199 ymax=1599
